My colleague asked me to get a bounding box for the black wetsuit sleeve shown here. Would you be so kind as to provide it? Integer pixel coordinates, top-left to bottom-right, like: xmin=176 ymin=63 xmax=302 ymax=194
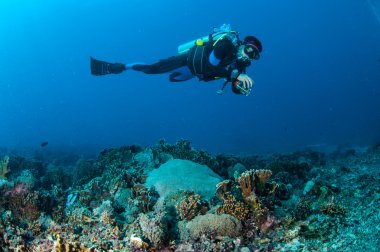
xmin=213 ymin=39 xmax=235 ymax=60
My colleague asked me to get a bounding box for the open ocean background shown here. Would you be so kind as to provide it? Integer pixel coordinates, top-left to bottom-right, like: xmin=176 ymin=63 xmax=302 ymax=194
xmin=1 ymin=0 xmax=380 ymax=155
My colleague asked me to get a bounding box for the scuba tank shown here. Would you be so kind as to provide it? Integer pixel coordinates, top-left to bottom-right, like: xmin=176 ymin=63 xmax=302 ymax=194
xmin=177 ymin=24 xmax=240 ymax=54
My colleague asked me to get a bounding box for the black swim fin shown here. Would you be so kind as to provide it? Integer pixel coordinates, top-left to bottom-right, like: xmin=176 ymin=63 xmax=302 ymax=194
xmin=90 ymin=57 xmax=127 ymax=76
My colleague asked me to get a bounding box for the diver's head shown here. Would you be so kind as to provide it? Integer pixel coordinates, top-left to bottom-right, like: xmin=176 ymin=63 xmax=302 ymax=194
xmin=239 ymin=36 xmax=262 ymax=61
xmin=244 ymin=36 xmax=262 ymax=56
xmin=236 ymin=36 xmax=262 ymax=67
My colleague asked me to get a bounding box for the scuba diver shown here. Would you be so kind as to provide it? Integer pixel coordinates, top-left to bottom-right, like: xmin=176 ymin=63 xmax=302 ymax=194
xmin=90 ymin=24 xmax=262 ymax=96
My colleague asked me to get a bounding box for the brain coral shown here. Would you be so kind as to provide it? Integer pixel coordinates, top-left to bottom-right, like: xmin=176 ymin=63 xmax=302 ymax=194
xmin=179 ymin=213 xmax=242 ymax=241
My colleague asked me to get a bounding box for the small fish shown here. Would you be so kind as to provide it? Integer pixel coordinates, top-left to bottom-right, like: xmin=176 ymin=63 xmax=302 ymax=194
xmin=40 ymin=142 xmax=48 ymax=147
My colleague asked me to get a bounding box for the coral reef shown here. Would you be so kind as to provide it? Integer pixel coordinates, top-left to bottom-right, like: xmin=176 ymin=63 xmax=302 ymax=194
xmin=0 ymin=140 xmax=379 ymax=251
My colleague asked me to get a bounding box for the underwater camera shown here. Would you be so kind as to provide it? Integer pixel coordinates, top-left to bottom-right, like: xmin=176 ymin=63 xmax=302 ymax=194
xmin=233 ymin=79 xmax=251 ymax=96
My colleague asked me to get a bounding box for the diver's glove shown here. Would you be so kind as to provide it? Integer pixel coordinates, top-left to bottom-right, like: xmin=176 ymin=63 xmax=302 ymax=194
xmin=108 ymin=63 xmax=126 ymax=74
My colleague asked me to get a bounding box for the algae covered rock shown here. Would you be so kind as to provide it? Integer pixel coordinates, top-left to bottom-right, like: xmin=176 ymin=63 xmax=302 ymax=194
xmin=144 ymin=159 xmax=222 ymax=199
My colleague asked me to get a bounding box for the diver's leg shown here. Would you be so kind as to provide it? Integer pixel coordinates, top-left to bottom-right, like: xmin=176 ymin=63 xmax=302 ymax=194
xmin=132 ymin=54 xmax=187 ymax=74
xmin=91 ymin=57 xmax=126 ymax=75
xmin=169 ymin=66 xmax=194 ymax=82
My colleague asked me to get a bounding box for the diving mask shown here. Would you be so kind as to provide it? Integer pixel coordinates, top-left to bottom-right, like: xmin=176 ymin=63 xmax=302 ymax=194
xmin=244 ymin=44 xmax=260 ymax=60
xmin=237 ymin=45 xmax=259 ymax=67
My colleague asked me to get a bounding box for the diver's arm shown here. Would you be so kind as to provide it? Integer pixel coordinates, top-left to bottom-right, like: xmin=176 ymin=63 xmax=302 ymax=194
xmin=206 ymin=39 xmax=236 ymax=79
xmin=208 ymin=39 xmax=235 ymax=66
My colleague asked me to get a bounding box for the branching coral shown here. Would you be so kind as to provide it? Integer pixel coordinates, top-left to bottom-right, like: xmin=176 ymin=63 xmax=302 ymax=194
xmin=216 ymin=194 xmax=250 ymax=220
xmin=237 ymin=170 xmax=256 ymax=198
xmin=215 ymin=180 xmax=233 ymax=200
xmin=0 ymin=155 xmax=10 ymax=179
xmin=176 ymin=194 xmax=208 ymax=221
xmin=53 ymin=234 xmax=95 ymax=252
xmin=236 ymin=169 xmax=272 ymax=212
xmin=256 ymin=170 xmax=272 ymax=188
xmin=237 ymin=169 xmax=272 ymax=197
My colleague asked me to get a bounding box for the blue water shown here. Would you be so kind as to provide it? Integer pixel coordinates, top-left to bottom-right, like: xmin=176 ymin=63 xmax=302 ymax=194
xmin=1 ymin=0 xmax=380 ymax=154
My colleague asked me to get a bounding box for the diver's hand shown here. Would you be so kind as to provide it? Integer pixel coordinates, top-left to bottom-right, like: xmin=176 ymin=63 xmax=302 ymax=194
xmin=237 ymin=74 xmax=253 ymax=90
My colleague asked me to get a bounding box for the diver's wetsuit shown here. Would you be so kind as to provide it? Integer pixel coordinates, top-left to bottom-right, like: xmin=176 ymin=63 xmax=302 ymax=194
xmin=131 ymin=38 xmax=244 ymax=82
xmin=132 ymin=54 xmax=188 ymax=74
